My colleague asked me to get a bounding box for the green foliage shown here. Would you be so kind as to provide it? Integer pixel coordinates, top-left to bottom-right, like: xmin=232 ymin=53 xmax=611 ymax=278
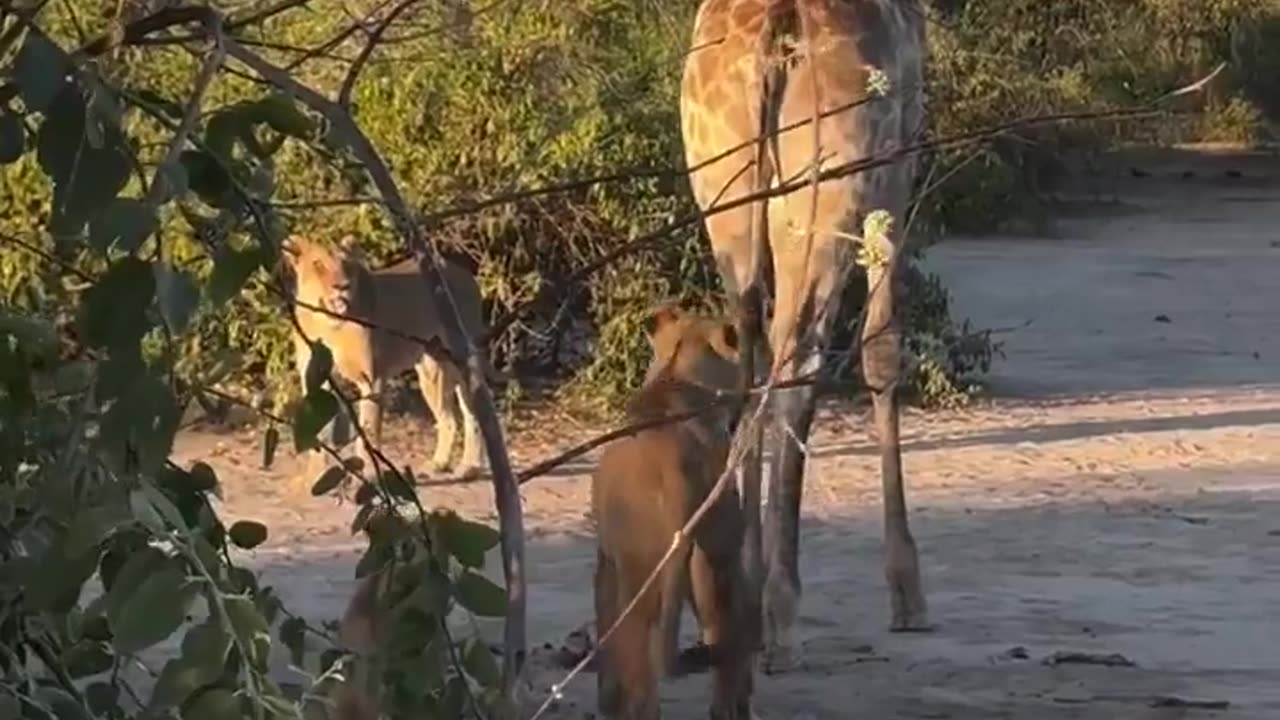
xmin=0 ymin=10 xmax=508 ymax=720
xmin=924 ymin=0 xmax=1280 ymax=234
xmin=0 ymin=0 xmax=1004 ymax=419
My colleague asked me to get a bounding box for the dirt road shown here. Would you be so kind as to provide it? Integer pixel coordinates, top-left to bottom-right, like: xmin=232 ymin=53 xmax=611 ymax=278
xmin=173 ymin=146 xmax=1280 ymax=718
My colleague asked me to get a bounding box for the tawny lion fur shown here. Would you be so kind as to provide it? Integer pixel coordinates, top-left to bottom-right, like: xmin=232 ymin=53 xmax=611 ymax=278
xmin=283 ymin=235 xmax=491 ymax=481
xmin=592 ymin=305 xmax=755 ymax=720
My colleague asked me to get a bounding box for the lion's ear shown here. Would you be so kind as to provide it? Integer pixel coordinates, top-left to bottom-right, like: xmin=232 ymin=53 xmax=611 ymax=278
xmin=643 ymin=302 xmax=682 ymax=337
xmin=338 ymin=234 xmax=363 ymax=253
xmin=281 ymin=235 xmax=304 ymax=264
xmin=337 ymin=234 xmax=369 ymax=264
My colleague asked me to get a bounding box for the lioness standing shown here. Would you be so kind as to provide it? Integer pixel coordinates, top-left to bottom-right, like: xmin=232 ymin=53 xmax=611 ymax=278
xmin=282 ymin=235 xmax=490 ymax=481
xmin=592 ymin=305 xmax=754 ymax=719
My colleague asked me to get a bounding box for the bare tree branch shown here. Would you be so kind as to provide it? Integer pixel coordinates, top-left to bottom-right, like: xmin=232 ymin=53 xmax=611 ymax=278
xmin=209 ymin=17 xmax=529 ymax=712
xmin=143 ymin=25 xmax=224 ymax=208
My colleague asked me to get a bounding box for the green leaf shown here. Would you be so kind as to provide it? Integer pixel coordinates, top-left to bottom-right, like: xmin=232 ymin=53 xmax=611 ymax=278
xmin=36 ymin=86 xmax=130 ymax=235
xmin=84 ymin=682 xmax=119 ymax=716
xmin=153 ymin=160 xmax=189 ymax=203
xmin=453 ymin=571 xmax=508 ymax=618
xmin=204 ymin=107 xmax=245 ymax=162
xmin=377 ymin=471 xmax=417 ymax=502
xmin=155 ymin=263 xmax=200 ymax=334
xmin=128 ymin=489 xmax=166 ymax=533
xmin=78 ymin=256 xmax=155 ymax=350
xmin=256 ymin=94 xmax=315 ymax=138
xmin=349 ymin=502 xmax=375 ymax=535
xmin=462 ymin=638 xmax=501 ymax=688
xmin=228 ymin=520 xmax=268 ymax=549
xmin=278 ymin=616 xmax=307 ymax=668
xmin=14 ymin=33 xmax=71 ymax=113
xmin=262 ymin=426 xmax=279 ymax=469
xmin=25 ymin=539 xmax=99 ymax=613
xmin=182 ymin=688 xmax=243 ymax=720
xmin=65 ymin=502 xmax=132 ymax=557
xmin=178 ymin=149 xmax=235 ymax=208
xmin=109 ymin=560 xmax=198 ymax=654
xmin=228 ymin=567 xmax=258 ymax=594
xmin=207 ymin=246 xmax=262 ymax=305
xmin=64 ymin=640 xmax=113 ymax=678
xmin=0 ymin=111 xmax=25 ymax=164
xmin=132 ymin=88 xmax=185 ymax=119
xmin=143 ymin=480 xmax=190 ymax=531
xmin=353 ymin=541 xmax=390 ymax=580
xmin=104 ymin=546 xmax=167 ymax=618
xmin=292 ymin=388 xmax=338 ymax=452
xmin=303 ymin=341 xmax=332 ymax=394
xmin=189 ymin=462 xmax=219 ymax=493
xmin=181 ymin=619 xmax=233 ymax=669
xmin=152 ymin=621 xmax=233 ymax=710
xmin=100 ymin=375 xmax=181 ymax=477
xmin=224 ymin=595 xmax=272 ymax=670
xmin=259 ymin=689 xmax=302 ymax=720
xmin=436 ymin=512 xmax=500 ymax=569
xmin=81 ymin=614 xmax=112 ymax=643
xmin=353 ymin=480 xmax=378 ymax=506
xmin=34 ymin=686 xmax=89 ymax=720
xmin=0 ymin=689 xmax=18 ymax=719
xmin=89 ymin=198 xmax=158 ymax=254
xmin=310 ymin=466 xmax=345 ymax=497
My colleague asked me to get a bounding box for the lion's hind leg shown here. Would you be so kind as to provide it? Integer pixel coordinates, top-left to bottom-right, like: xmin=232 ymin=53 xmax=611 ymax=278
xmin=691 ymin=543 xmax=754 ymax=720
xmin=596 ymin=541 xmax=687 ymax=720
xmin=415 ymin=358 xmax=457 ymax=474
xmin=449 ymin=362 xmax=487 ymax=480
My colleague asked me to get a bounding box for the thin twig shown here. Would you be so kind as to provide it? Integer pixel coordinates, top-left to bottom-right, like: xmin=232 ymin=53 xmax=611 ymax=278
xmin=143 ymin=22 xmax=224 ymax=209
xmin=338 ymin=0 xmax=422 ymax=108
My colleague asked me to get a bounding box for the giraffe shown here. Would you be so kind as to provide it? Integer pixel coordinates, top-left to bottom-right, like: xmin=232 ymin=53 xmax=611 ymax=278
xmin=680 ymin=0 xmax=931 ymax=670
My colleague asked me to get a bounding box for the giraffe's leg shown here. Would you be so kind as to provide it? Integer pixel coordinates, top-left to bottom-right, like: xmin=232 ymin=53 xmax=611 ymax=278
xmin=862 ymin=258 xmax=930 ymax=632
xmin=733 ymin=283 xmax=766 ymax=653
xmin=757 ymin=244 xmax=845 ymax=674
xmin=700 ymin=195 xmax=769 ymax=653
xmin=759 ymin=354 xmax=814 ymax=674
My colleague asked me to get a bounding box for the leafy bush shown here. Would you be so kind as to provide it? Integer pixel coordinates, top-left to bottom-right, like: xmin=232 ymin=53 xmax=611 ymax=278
xmin=2 ymin=0 xmax=1005 ymax=419
xmin=0 ymin=9 xmax=512 ymax=719
xmin=924 ymin=0 xmax=1280 ymax=234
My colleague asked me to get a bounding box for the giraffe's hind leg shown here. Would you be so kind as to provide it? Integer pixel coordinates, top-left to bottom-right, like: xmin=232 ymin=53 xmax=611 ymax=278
xmin=862 ymin=257 xmax=930 ymax=632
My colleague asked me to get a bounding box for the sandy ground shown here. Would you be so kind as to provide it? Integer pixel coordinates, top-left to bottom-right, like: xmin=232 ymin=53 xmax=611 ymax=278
xmin=169 ymin=147 xmax=1280 ymax=718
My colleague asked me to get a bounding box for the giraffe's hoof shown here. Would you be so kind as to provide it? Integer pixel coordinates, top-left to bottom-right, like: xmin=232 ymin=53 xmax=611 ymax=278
xmin=889 ymin=615 xmax=935 ymax=633
xmin=761 ymin=639 xmax=801 ymax=675
xmin=889 ymin=604 xmax=934 ymax=633
xmin=429 ymin=459 xmax=452 ymax=475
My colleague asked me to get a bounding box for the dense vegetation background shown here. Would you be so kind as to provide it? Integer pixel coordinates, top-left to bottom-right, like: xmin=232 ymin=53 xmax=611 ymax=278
xmin=2 ymin=1 xmax=1278 ymax=718
xmin=4 ymin=0 xmax=1278 ymax=415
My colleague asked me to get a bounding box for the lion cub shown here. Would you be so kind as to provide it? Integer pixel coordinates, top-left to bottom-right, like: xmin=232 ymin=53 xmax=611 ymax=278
xmin=592 ymin=305 xmax=754 ymax=720
xmin=283 ymin=235 xmax=490 ymax=480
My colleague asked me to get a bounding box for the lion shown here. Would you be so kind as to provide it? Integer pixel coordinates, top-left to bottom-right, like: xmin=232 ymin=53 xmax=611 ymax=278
xmin=327 ymin=566 xmax=386 ymax=720
xmin=591 ymin=304 xmax=755 ymax=719
xmin=282 ymin=235 xmax=491 ymax=482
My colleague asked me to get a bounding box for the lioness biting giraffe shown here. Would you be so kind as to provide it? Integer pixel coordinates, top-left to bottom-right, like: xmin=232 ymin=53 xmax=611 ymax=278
xmin=282 ymin=235 xmax=491 ymax=482
xmin=592 ymin=304 xmax=754 ymax=719
xmin=681 ymin=0 xmax=932 ymax=670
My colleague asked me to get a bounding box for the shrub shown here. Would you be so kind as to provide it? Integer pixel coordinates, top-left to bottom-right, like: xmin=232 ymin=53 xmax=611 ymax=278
xmin=0 ymin=10 xmax=510 ymax=718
